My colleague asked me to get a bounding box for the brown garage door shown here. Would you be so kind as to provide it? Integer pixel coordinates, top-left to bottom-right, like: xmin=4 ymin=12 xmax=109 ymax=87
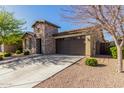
xmin=56 ymin=36 xmax=85 ymax=55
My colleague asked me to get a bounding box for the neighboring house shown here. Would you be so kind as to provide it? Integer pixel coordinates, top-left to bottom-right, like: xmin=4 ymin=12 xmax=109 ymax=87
xmin=22 ymin=20 xmax=106 ymax=56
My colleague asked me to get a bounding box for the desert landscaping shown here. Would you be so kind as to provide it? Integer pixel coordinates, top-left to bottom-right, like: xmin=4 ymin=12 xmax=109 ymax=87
xmin=35 ymin=56 xmax=124 ymax=88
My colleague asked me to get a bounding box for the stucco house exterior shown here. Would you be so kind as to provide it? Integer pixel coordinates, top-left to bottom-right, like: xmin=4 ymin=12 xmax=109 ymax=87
xmin=22 ymin=20 xmax=106 ymax=56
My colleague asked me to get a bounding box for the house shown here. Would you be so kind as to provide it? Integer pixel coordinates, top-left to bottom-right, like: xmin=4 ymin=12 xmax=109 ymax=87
xmin=22 ymin=20 xmax=106 ymax=56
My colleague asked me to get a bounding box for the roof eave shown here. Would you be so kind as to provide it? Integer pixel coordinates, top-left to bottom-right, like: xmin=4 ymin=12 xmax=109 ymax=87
xmin=22 ymin=32 xmax=35 ymax=39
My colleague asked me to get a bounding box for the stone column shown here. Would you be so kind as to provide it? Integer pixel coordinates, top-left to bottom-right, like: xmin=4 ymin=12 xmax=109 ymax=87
xmin=85 ymin=35 xmax=92 ymax=57
xmin=22 ymin=39 xmax=25 ymax=51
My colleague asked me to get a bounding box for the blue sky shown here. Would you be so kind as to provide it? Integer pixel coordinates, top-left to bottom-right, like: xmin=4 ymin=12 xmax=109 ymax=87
xmin=4 ymin=5 xmax=84 ymax=32
xmin=2 ymin=5 xmax=112 ymax=41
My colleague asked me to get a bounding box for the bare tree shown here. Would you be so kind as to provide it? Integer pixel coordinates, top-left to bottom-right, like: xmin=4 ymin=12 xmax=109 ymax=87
xmin=62 ymin=5 xmax=124 ymax=73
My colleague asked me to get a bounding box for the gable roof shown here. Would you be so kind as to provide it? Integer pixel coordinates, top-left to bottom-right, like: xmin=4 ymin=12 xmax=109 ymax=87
xmin=32 ymin=20 xmax=60 ymax=28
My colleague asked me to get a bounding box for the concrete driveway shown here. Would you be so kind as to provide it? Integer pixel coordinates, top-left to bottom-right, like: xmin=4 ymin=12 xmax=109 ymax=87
xmin=0 ymin=55 xmax=83 ymax=88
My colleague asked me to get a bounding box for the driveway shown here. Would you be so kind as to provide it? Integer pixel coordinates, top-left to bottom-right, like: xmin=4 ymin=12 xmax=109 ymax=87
xmin=0 ymin=55 xmax=83 ymax=88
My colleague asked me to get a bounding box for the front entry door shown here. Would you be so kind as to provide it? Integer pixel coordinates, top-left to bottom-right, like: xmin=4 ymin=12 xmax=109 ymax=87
xmin=36 ymin=39 xmax=42 ymax=54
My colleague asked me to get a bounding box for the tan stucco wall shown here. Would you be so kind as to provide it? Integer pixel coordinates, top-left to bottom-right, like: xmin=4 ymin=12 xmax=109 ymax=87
xmin=85 ymin=29 xmax=103 ymax=56
xmin=85 ymin=35 xmax=91 ymax=56
xmin=85 ymin=34 xmax=97 ymax=57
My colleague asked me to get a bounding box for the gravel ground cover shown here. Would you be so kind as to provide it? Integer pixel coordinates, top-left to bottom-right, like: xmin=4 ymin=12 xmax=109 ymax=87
xmin=35 ymin=56 xmax=124 ymax=88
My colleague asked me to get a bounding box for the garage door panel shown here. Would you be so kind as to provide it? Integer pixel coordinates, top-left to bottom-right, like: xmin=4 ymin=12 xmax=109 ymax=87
xmin=56 ymin=36 xmax=85 ymax=55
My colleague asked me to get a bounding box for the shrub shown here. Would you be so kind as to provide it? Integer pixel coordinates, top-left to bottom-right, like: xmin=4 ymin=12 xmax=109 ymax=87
xmin=17 ymin=47 xmax=23 ymax=53
xmin=110 ymin=47 xmax=124 ymax=59
xmin=85 ymin=58 xmax=98 ymax=66
xmin=0 ymin=52 xmax=4 ymax=56
xmin=0 ymin=55 xmax=3 ymax=61
xmin=24 ymin=50 xmax=30 ymax=55
xmin=16 ymin=50 xmax=22 ymax=54
xmin=4 ymin=52 xmax=11 ymax=57
xmin=106 ymin=46 xmax=112 ymax=55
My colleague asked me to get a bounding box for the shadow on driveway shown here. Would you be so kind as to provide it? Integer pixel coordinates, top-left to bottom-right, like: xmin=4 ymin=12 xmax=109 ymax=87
xmin=2 ymin=55 xmax=81 ymax=70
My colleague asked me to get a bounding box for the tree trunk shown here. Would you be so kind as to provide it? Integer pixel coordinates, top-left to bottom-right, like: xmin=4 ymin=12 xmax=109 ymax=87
xmin=117 ymin=46 xmax=123 ymax=73
xmin=1 ymin=44 xmax=4 ymax=52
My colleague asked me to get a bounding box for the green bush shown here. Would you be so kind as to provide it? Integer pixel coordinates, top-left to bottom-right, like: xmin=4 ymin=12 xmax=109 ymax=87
xmin=24 ymin=50 xmax=30 ymax=55
xmin=85 ymin=58 xmax=98 ymax=66
xmin=4 ymin=52 xmax=11 ymax=57
xmin=106 ymin=46 xmax=112 ymax=55
xmin=16 ymin=50 xmax=22 ymax=54
xmin=0 ymin=55 xmax=3 ymax=61
xmin=110 ymin=47 xmax=124 ymax=59
xmin=17 ymin=47 xmax=23 ymax=53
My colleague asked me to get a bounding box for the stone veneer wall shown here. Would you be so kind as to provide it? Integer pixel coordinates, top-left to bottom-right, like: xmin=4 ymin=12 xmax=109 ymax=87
xmin=32 ymin=22 xmax=58 ymax=54
xmin=44 ymin=24 xmax=58 ymax=54
xmin=33 ymin=23 xmax=46 ymax=54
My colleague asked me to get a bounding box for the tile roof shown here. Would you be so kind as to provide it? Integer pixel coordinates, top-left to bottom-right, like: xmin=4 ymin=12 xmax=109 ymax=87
xmin=53 ymin=25 xmax=106 ymax=42
xmin=53 ymin=25 xmax=101 ymax=36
